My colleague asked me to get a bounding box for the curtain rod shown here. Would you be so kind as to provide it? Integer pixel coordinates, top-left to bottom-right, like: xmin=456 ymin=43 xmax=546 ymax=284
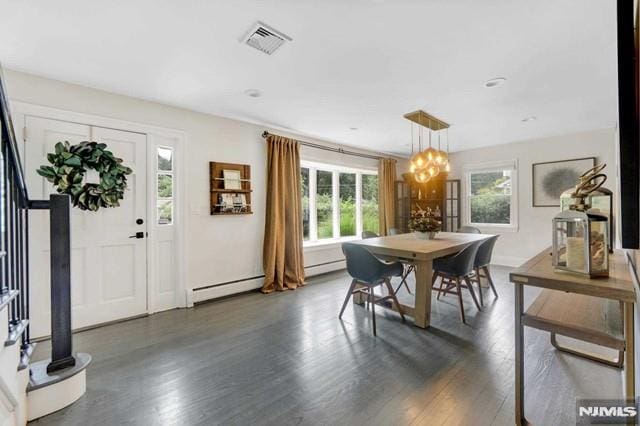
xmin=261 ymin=131 xmax=386 ymax=161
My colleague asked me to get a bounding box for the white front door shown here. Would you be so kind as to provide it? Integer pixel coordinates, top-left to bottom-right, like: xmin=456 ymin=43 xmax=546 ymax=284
xmin=25 ymin=116 xmax=148 ymax=338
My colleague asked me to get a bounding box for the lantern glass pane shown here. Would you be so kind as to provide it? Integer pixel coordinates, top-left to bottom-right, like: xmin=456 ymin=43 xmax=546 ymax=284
xmin=589 ymin=218 xmax=608 ymax=275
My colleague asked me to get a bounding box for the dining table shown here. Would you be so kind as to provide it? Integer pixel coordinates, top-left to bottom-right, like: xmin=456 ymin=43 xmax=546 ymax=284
xmin=349 ymin=231 xmax=495 ymax=328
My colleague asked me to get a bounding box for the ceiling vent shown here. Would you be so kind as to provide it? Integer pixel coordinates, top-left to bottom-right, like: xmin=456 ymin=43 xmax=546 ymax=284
xmin=242 ymin=21 xmax=292 ymax=55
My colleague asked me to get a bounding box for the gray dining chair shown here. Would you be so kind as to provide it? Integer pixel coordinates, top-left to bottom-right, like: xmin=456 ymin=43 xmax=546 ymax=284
xmin=431 ymin=240 xmax=483 ymax=324
xmin=339 ymin=243 xmax=406 ymax=336
xmin=471 ymin=235 xmax=499 ymax=306
xmin=381 ymin=227 xmax=412 ymax=294
xmin=362 ymin=228 xmax=414 ymax=295
xmin=362 ymin=230 xmax=379 ymax=239
xmin=458 ymin=226 xmax=481 ymax=234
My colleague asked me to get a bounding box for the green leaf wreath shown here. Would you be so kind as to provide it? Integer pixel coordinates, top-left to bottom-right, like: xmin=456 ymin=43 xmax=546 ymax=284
xmin=36 ymin=141 xmax=133 ymax=211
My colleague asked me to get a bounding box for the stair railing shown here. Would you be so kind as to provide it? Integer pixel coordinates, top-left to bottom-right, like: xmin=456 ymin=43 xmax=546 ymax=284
xmin=0 ymin=68 xmax=32 ymax=360
xmin=1 ymin=66 xmax=77 ymax=373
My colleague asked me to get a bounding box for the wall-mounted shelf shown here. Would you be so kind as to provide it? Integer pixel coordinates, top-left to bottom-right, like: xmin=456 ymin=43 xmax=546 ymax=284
xmin=210 ymin=189 xmax=252 ymax=194
xmin=209 ymin=162 xmax=252 ymax=215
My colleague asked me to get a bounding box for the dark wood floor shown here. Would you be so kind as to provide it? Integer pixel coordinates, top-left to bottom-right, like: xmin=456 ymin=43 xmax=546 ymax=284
xmin=29 ymin=266 xmax=623 ymax=425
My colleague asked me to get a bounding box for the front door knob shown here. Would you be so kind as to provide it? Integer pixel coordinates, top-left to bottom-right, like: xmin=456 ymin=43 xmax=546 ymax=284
xmin=129 ymin=231 xmax=144 ymax=239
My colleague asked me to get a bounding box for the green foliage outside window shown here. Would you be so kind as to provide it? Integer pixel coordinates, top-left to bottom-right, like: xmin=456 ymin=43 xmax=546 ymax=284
xmin=300 ymin=168 xmax=379 ymax=240
xmin=362 ymin=174 xmax=378 ymax=234
xmin=158 ymin=174 xmax=172 ymax=198
xmin=316 ymin=170 xmax=333 ymax=239
xmin=469 ymin=171 xmax=511 ymax=224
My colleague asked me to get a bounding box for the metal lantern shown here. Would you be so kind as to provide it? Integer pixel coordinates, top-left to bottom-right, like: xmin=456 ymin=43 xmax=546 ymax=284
xmin=552 ymin=209 xmax=609 ymax=277
xmin=552 ymin=163 xmax=610 ymax=277
xmin=560 ymin=185 xmax=613 ymax=251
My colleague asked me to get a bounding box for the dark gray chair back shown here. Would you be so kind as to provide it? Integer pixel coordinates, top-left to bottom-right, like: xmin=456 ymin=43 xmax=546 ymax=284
xmin=342 ymin=243 xmax=384 ymax=284
xmin=388 ymin=228 xmax=399 ymax=235
xmin=458 ymin=226 xmax=481 ymax=234
xmin=475 ymin=235 xmax=499 ymax=268
xmin=362 ymin=230 xmax=379 ymax=239
xmin=443 ymin=241 xmax=482 ymax=277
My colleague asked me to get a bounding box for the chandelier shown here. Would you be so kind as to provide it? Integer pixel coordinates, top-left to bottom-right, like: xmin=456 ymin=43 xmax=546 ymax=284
xmin=405 ymin=110 xmax=451 ymax=183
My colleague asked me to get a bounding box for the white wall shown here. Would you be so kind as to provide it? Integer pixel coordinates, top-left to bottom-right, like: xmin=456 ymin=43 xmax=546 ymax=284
xmin=3 ymin=70 xmax=403 ymax=301
xmin=446 ymin=128 xmax=617 ymax=266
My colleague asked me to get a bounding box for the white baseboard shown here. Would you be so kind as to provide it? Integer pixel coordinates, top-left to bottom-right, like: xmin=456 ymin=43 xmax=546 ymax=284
xmin=491 ymin=255 xmax=527 ymax=268
xmin=305 ymin=260 xmax=346 ymax=276
xmin=190 ymin=260 xmax=346 ymax=305
xmin=191 ymin=277 xmax=263 ymax=304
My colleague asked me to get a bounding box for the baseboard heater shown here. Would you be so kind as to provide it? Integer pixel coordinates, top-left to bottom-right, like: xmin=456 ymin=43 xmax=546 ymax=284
xmin=190 ymin=259 xmax=346 ymax=305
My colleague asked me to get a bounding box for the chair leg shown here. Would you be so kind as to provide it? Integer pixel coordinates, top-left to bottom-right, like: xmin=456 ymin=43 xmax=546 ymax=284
xmin=385 ymin=278 xmax=406 ymax=323
xmin=464 ymin=276 xmax=482 ymax=311
xmin=455 ymin=278 xmax=466 ymax=324
xmin=404 ymin=265 xmax=414 ymax=294
xmin=433 ymin=273 xmax=445 ymax=300
xmin=474 ymin=268 xmax=484 ymax=307
xmin=394 ymin=265 xmax=414 ymax=295
xmin=369 ymin=287 xmax=377 ymax=336
xmin=437 ymin=274 xmax=450 ymax=300
xmin=339 ymin=279 xmax=358 ymax=319
xmin=484 ymin=266 xmax=498 ymax=298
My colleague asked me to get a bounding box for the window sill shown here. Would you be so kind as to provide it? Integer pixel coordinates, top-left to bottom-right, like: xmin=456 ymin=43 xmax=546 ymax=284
xmin=469 ymin=224 xmax=519 ymax=234
xmin=303 ymin=236 xmax=360 ymax=251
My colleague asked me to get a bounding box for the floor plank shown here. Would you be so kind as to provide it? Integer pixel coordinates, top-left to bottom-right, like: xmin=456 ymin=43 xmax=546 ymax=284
xmin=28 ymin=265 xmax=623 ymax=425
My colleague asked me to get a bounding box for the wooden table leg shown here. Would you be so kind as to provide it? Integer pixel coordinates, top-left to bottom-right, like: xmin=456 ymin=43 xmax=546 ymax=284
xmin=624 ymin=301 xmax=635 ymax=410
xmin=413 ymin=259 xmax=432 ymax=328
xmin=514 ymin=281 xmax=527 ymax=425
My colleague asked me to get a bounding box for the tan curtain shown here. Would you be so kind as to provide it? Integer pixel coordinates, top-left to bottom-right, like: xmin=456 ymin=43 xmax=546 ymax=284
xmin=262 ymin=135 xmax=305 ymax=293
xmin=378 ymin=158 xmax=397 ymax=236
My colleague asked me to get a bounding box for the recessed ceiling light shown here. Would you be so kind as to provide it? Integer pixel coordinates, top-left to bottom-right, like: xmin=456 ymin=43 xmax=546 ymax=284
xmin=244 ymin=89 xmax=261 ymax=98
xmin=522 ymin=116 xmax=537 ymax=122
xmin=484 ymin=77 xmax=506 ymax=88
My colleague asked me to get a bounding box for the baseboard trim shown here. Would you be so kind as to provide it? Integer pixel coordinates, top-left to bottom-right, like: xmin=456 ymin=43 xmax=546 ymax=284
xmin=190 ymin=259 xmax=346 ymax=304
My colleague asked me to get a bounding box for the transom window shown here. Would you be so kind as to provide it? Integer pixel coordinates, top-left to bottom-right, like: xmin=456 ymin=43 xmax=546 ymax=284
xmin=465 ymin=160 xmax=518 ymax=229
xmin=301 ymin=161 xmax=378 ymax=245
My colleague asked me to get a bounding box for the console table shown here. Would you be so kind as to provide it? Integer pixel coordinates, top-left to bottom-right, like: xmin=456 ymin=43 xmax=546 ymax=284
xmin=510 ymin=248 xmax=636 ymax=425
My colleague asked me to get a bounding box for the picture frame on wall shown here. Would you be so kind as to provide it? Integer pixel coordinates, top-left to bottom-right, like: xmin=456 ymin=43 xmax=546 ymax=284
xmin=532 ymin=157 xmax=595 ymax=207
xmin=223 ymin=169 xmax=242 ymax=190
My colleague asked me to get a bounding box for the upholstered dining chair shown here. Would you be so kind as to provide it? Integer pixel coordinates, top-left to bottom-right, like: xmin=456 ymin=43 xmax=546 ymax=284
xmin=339 ymin=243 xmax=406 ymax=336
xmin=361 ymin=228 xmax=412 ymax=295
xmin=362 ymin=230 xmax=379 ymax=239
xmin=386 ymin=228 xmax=413 ymax=294
xmin=470 ymin=235 xmax=499 ymax=306
xmin=458 ymin=226 xmax=481 ymax=234
xmin=431 ymin=240 xmax=483 ymax=324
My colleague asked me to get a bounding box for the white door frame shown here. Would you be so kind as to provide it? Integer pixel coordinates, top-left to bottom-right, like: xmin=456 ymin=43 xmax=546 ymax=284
xmin=11 ymin=101 xmax=189 ymax=313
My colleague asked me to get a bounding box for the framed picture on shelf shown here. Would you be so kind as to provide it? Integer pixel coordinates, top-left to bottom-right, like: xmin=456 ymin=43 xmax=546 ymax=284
xmin=220 ymin=193 xmax=235 ymax=212
xmin=532 ymin=157 xmax=595 ymax=207
xmin=223 ymin=169 xmax=242 ymax=190
xmin=232 ymin=194 xmax=247 ymax=212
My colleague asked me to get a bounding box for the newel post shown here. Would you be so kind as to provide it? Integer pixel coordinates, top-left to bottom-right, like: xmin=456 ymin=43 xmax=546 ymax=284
xmin=47 ymin=194 xmax=76 ymax=373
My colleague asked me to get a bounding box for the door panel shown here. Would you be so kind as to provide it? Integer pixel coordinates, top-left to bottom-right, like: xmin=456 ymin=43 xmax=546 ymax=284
xmin=25 ymin=116 xmax=147 ymax=338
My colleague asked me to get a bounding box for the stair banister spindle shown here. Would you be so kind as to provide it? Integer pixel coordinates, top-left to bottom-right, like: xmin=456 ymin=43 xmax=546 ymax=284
xmin=23 ymin=209 xmax=30 ymax=345
xmin=8 ymin=166 xmax=17 ymax=324
xmin=0 ymin=147 xmax=7 ymax=296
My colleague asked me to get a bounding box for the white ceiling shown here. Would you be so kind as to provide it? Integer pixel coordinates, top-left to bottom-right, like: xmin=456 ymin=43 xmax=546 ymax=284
xmin=0 ymin=0 xmax=618 ymax=155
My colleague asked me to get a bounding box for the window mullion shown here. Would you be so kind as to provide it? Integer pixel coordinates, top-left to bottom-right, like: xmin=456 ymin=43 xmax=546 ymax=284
xmin=332 ymin=171 xmax=339 ymax=238
xmin=310 ymin=168 xmax=318 ymax=241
